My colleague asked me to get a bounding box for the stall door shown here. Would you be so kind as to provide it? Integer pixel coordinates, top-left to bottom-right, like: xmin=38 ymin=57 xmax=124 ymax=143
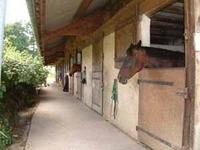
xmin=76 ymin=52 xmax=82 ymax=100
xmin=92 ymin=39 xmax=103 ymax=115
xmin=69 ymin=56 xmax=74 ymax=94
xmin=138 ymin=68 xmax=186 ymax=150
xmin=76 ymin=72 xmax=82 ymax=100
xmin=69 ymin=75 xmax=74 ymax=95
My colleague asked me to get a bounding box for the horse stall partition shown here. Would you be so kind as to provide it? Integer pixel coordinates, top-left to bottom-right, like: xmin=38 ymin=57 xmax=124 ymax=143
xmin=138 ymin=68 xmax=186 ymax=150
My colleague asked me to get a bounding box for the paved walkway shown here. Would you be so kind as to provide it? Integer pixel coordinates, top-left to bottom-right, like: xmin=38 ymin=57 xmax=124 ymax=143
xmin=25 ymin=85 xmax=147 ymax=150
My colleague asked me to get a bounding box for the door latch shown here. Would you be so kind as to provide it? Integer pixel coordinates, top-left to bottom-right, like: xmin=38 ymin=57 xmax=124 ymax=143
xmin=176 ymin=87 xmax=188 ymax=99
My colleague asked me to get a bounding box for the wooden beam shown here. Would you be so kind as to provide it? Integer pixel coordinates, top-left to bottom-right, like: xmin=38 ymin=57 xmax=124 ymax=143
xmin=34 ymin=0 xmax=46 ymax=55
xmin=44 ymin=57 xmax=57 ymax=65
xmin=45 ymin=43 xmax=65 ymax=56
xmin=151 ymin=28 xmax=183 ymax=37
xmin=151 ymin=35 xmax=184 ymax=45
xmin=152 ymin=14 xmax=183 ymax=24
xmin=139 ymin=0 xmax=179 ymax=16
xmin=151 ymin=21 xmax=184 ymax=30
xmin=162 ymin=5 xmax=183 ymax=15
xmin=44 ymin=10 xmax=105 ymax=41
xmin=73 ymin=0 xmax=94 ymax=19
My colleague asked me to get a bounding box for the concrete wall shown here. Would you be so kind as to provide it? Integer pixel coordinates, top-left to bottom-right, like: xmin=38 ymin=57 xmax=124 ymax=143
xmin=103 ymin=33 xmax=140 ymax=139
xmin=82 ymin=45 xmax=93 ymax=108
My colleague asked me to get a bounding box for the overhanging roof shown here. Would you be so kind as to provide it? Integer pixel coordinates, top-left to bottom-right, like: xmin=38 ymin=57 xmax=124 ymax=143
xmin=26 ymin=0 xmax=110 ymax=65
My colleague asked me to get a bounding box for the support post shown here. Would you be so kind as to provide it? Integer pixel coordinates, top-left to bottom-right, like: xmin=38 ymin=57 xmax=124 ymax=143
xmin=193 ymin=0 xmax=200 ymax=149
xmin=0 ymin=0 xmax=6 ymax=82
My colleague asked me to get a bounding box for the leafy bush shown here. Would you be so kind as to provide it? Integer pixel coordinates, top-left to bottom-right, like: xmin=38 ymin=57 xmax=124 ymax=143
xmin=0 ymin=21 xmax=49 ymax=149
xmin=2 ymin=45 xmax=48 ymax=90
xmin=0 ymin=41 xmax=48 ymax=149
xmin=0 ymin=104 xmax=15 ymax=150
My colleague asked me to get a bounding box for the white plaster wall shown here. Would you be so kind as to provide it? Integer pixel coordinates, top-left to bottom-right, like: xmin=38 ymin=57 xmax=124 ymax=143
xmin=103 ymin=33 xmax=139 ymax=139
xmin=194 ymin=1 xmax=200 ymax=149
xmin=82 ymin=45 xmax=93 ymax=108
xmin=138 ymin=14 xmax=150 ymax=46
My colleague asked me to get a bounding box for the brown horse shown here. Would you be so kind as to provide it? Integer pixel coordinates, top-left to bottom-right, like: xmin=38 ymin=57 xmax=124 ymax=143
xmin=118 ymin=40 xmax=185 ymax=84
xmin=69 ymin=64 xmax=82 ymax=76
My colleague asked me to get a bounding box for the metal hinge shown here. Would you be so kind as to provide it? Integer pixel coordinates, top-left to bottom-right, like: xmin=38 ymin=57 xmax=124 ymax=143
xmin=176 ymin=87 xmax=188 ymax=99
xmin=184 ymin=30 xmax=188 ymax=40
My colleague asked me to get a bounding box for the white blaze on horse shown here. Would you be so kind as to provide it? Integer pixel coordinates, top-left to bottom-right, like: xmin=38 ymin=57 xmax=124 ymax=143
xmin=118 ymin=40 xmax=185 ymax=84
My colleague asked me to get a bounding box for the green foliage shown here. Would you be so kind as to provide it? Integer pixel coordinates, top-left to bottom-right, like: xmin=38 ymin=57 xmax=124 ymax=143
xmin=4 ymin=22 xmax=38 ymax=56
xmin=0 ymin=83 xmax=6 ymax=100
xmin=0 ymin=21 xmax=49 ymax=149
xmin=2 ymin=46 xmax=48 ymax=89
xmin=0 ymin=104 xmax=15 ymax=150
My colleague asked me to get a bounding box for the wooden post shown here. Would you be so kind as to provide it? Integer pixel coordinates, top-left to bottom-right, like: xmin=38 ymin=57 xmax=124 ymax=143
xmin=193 ymin=0 xmax=200 ymax=149
xmin=183 ymin=0 xmax=195 ymax=149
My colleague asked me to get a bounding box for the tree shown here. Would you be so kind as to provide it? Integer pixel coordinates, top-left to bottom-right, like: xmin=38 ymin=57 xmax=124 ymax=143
xmin=4 ymin=22 xmax=38 ymax=56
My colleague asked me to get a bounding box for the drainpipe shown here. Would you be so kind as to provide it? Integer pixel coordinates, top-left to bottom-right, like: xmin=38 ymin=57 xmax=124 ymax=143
xmin=0 ymin=0 xmax=6 ymax=82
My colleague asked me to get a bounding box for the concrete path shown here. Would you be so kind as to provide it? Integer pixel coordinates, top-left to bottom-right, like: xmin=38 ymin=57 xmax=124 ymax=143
xmin=25 ymin=85 xmax=147 ymax=150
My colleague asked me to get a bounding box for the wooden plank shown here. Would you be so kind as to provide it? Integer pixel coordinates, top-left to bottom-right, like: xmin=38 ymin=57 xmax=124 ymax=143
xmin=92 ymin=39 xmax=103 ymax=115
xmin=151 ymin=27 xmax=183 ymax=36
xmin=151 ymin=33 xmax=183 ymax=39
xmin=139 ymin=0 xmax=178 ymax=16
xmin=138 ymin=68 xmax=185 ymax=150
xmin=152 ymin=14 xmax=184 ymax=24
xmin=162 ymin=5 xmax=184 ymax=14
xmin=92 ymin=39 xmax=103 ymax=72
xmin=150 ymin=36 xmax=184 ymax=45
xmin=182 ymin=0 xmax=195 ymax=149
xmin=151 ymin=23 xmax=184 ymax=30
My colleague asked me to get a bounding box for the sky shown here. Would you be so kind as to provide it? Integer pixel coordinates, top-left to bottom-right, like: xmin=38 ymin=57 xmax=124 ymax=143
xmin=5 ymin=0 xmax=30 ymax=24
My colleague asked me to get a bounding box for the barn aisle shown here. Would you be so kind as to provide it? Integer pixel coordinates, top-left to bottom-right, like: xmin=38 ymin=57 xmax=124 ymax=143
xmin=25 ymin=84 xmax=147 ymax=150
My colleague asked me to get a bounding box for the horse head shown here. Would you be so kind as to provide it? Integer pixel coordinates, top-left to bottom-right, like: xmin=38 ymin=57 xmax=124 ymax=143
xmin=69 ymin=64 xmax=82 ymax=76
xmin=118 ymin=40 xmax=147 ymax=84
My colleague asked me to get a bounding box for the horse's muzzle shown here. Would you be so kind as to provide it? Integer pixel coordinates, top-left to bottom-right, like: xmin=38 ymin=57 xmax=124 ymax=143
xmin=118 ymin=74 xmax=128 ymax=84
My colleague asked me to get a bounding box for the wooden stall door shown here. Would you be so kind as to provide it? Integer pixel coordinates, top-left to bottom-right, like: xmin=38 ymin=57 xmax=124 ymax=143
xmin=69 ymin=56 xmax=74 ymax=95
xmin=76 ymin=72 xmax=82 ymax=100
xmin=69 ymin=76 xmax=74 ymax=95
xmin=138 ymin=68 xmax=186 ymax=150
xmin=92 ymin=39 xmax=103 ymax=115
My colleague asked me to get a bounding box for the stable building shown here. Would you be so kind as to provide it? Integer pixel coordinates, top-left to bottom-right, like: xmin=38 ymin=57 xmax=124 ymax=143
xmin=27 ymin=0 xmax=200 ymax=150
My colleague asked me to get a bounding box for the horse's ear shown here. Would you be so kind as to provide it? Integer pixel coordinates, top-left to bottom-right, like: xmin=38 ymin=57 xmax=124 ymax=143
xmin=136 ymin=40 xmax=142 ymax=48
